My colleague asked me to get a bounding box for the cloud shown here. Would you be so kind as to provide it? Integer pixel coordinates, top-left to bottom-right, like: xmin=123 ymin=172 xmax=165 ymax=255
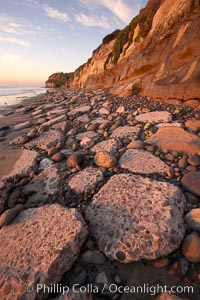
xmin=43 ymin=4 xmax=70 ymax=22
xmin=23 ymin=0 xmax=38 ymax=4
xmin=75 ymin=13 xmax=111 ymax=29
xmin=20 ymin=0 xmax=39 ymax=9
xmin=0 ymin=36 xmax=31 ymax=47
xmin=78 ymin=0 xmax=140 ymax=23
xmin=0 ymin=14 xmax=25 ymax=35
xmin=0 ymin=23 xmax=23 ymax=35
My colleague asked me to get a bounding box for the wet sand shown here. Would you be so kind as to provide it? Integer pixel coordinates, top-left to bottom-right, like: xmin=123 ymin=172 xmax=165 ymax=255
xmin=0 ymin=147 xmax=22 ymax=178
xmin=0 ymin=113 xmax=28 ymax=127
xmin=0 ymin=93 xmax=47 ymax=179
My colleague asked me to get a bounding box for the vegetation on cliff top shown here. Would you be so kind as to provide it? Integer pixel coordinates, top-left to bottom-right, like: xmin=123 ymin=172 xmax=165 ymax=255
xmin=74 ymin=1 xmax=163 ymax=75
xmin=112 ymin=16 xmax=139 ymax=65
xmin=110 ymin=0 xmax=163 ymax=65
xmin=102 ymin=29 xmax=121 ymax=44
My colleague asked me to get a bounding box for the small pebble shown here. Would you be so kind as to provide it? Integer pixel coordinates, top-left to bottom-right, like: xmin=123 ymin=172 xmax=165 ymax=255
xmin=82 ymin=250 xmax=106 ymax=265
xmin=51 ymin=152 xmax=65 ymax=162
xmin=94 ymin=151 xmax=117 ymax=168
xmin=187 ymin=155 xmax=200 ymax=166
xmin=66 ymin=153 xmax=85 ymax=169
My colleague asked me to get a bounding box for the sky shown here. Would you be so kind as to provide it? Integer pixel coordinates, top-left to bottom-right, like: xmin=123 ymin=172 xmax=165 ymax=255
xmin=0 ymin=0 xmax=148 ymax=86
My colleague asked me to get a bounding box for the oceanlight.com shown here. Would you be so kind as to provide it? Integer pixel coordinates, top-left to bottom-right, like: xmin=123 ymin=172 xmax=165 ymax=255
xmin=26 ymin=283 xmax=194 ymax=296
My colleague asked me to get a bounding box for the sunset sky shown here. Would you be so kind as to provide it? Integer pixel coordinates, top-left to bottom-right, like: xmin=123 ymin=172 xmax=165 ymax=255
xmin=0 ymin=0 xmax=148 ymax=86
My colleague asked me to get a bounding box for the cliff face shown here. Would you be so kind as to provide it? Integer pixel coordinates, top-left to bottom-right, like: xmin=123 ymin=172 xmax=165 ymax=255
xmin=47 ymin=0 xmax=200 ymax=102
xmin=45 ymin=72 xmax=73 ymax=88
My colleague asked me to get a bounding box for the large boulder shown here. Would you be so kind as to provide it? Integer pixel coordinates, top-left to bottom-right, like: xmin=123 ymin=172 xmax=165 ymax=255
xmin=68 ymin=167 xmax=103 ymax=194
xmin=146 ymin=127 xmax=200 ymax=155
xmin=25 ymin=130 xmax=63 ymax=151
xmin=86 ymin=174 xmax=186 ymax=262
xmin=0 ymin=204 xmax=88 ymax=300
xmin=119 ymin=149 xmax=169 ymax=175
xmin=68 ymin=106 xmax=91 ymax=116
xmin=91 ymin=139 xmax=121 ymax=154
xmin=111 ymin=126 xmax=140 ymax=139
xmin=136 ymin=111 xmax=172 ymax=123
xmin=23 ymin=165 xmax=61 ymax=206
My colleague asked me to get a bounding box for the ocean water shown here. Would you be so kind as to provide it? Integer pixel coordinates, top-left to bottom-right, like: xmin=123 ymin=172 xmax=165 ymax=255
xmin=0 ymin=85 xmax=48 ymax=107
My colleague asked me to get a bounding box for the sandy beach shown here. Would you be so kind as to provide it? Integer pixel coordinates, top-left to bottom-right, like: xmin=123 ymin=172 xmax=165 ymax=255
xmin=0 ymin=93 xmax=49 ymax=181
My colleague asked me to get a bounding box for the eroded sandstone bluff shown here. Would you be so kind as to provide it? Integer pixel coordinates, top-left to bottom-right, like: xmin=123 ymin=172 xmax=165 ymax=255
xmin=0 ymin=88 xmax=200 ymax=300
xmin=46 ymin=0 xmax=200 ymax=104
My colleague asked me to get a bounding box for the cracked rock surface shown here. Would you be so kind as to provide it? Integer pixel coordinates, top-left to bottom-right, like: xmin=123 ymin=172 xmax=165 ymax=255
xmin=86 ymin=174 xmax=186 ymax=262
xmin=119 ymin=149 xmax=169 ymax=175
xmin=0 ymin=204 xmax=88 ymax=300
